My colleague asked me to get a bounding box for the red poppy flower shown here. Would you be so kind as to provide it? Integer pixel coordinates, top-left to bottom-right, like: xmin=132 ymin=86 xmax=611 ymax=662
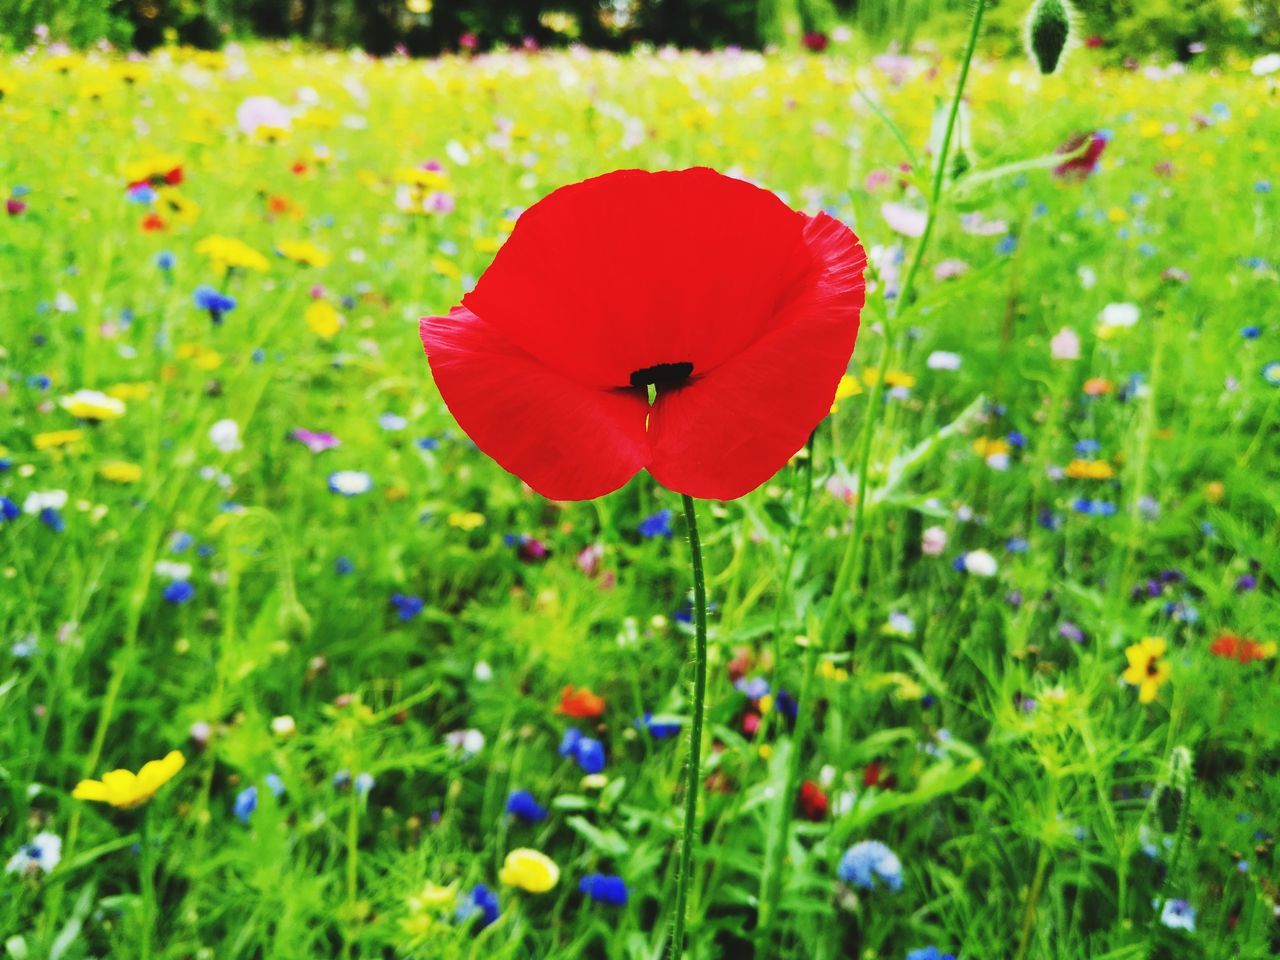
xmin=1054 ymin=132 xmax=1110 ymax=181
xmin=558 ymin=685 xmax=605 ymax=719
xmin=420 ymin=168 xmax=866 ymax=501
xmin=141 ymin=212 xmax=166 ymax=232
xmin=797 ymin=779 xmax=829 ymax=820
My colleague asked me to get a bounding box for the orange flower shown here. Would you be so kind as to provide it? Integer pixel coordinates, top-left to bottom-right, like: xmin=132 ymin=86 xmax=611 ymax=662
xmin=1083 ymin=378 xmax=1113 ymax=396
xmin=1210 ymin=633 xmax=1276 ymax=664
xmin=558 ymin=685 xmax=605 ymax=719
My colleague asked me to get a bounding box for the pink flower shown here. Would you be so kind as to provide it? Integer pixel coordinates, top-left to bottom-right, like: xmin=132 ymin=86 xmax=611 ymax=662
xmin=922 ymin=525 xmax=948 ymax=556
xmin=881 ymin=202 xmax=926 ymax=238
xmin=291 ymin=428 xmax=341 ymax=453
xmin=1050 ymin=327 xmax=1081 ymax=361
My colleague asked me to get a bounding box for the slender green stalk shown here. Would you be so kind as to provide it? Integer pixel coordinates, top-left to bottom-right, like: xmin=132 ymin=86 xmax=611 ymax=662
xmin=139 ymin=804 xmax=155 ymax=960
xmin=670 ymin=494 xmax=708 ymax=960
xmin=755 ymin=2 xmax=989 ymax=941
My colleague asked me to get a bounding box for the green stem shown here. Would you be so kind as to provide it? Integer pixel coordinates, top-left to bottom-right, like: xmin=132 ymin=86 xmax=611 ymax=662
xmin=670 ymin=494 xmax=708 ymax=960
xmin=140 ymin=804 xmax=155 ymax=960
xmin=755 ymin=2 xmax=989 ymax=941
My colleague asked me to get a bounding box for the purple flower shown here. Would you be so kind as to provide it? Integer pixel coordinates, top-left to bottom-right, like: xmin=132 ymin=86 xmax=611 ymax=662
xmin=291 ymin=428 xmax=340 ymax=453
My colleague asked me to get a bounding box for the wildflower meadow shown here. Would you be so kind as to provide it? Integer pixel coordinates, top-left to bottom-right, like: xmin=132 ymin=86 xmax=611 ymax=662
xmin=1 ymin=5 xmax=1279 ymax=959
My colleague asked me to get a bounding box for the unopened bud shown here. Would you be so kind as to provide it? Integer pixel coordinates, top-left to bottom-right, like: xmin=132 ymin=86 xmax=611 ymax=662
xmin=1026 ymin=0 xmax=1073 ymax=74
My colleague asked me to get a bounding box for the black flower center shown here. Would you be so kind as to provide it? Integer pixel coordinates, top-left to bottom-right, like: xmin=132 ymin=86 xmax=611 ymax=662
xmin=629 ymin=362 xmax=693 ymax=390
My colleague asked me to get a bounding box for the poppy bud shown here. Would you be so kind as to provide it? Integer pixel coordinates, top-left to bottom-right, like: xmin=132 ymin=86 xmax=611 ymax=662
xmin=1026 ymin=0 xmax=1073 ymax=75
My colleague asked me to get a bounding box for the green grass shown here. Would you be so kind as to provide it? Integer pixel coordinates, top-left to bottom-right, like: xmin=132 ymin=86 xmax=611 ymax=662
xmin=1 ymin=39 xmax=1278 ymax=960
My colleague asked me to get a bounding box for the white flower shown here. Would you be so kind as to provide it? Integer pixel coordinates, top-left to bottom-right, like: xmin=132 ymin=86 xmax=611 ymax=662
xmin=6 ymin=832 xmax=62 ymax=876
xmin=473 ymin=661 xmax=493 ymax=682
xmin=209 ymin=418 xmax=242 ymax=453
xmin=880 ymin=201 xmax=926 ymax=238
xmin=1077 ymin=265 xmax=1098 ymax=290
xmin=921 ymin=525 xmax=948 ymax=556
xmin=445 ymin=140 xmax=470 ymax=165
xmin=236 ymin=95 xmax=293 ymax=137
xmin=1250 ymin=52 xmax=1280 ymax=76
xmin=154 ymin=560 xmax=193 ymax=581
xmin=1098 ymin=302 xmax=1140 ymax=329
xmin=22 ymin=490 xmax=68 ymax=515
xmin=271 ymin=715 xmax=297 ymax=738
xmin=1050 ymin=326 xmax=1081 ymax=361
xmin=885 ymin=611 xmax=916 ymax=637
xmin=446 ymin=728 xmax=485 ymax=757
xmin=962 ymin=549 xmax=998 ymax=577
xmin=59 ymin=389 xmax=125 ymax=420
xmin=926 ymin=350 xmax=962 ymax=371
xmin=327 ymin=470 xmax=372 ymax=496
xmin=54 ymin=291 xmax=78 ymax=313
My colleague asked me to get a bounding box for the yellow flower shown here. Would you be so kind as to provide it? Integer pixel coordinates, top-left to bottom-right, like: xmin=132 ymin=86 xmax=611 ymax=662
xmin=107 ymin=382 xmax=153 ymax=401
xmin=407 ymin=882 xmax=457 ymax=913
xmin=35 ymin=429 xmax=85 ymax=450
xmin=196 ymin=235 xmax=270 ymax=273
xmin=499 ymin=848 xmax=560 ymax=893
xmin=113 ymin=62 xmax=149 ymax=85
xmin=862 ymin=368 xmax=916 ymax=389
xmin=156 ymin=187 xmax=200 ymax=226
xmin=278 ymin=240 xmax=332 ymax=268
xmin=973 ymin=437 xmax=1010 ymax=459
xmin=448 ymin=511 xmax=485 ymax=531
xmin=124 ymin=153 xmax=183 ymax=187
xmin=1122 ymin=636 xmax=1171 ymax=704
xmin=1065 ymin=459 xmax=1115 ymax=480
xmin=395 ymin=166 xmax=449 ymax=190
xmin=60 ymin=389 xmax=126 ymax=422
xmin=830 ymin=374 xmax=863 ymax=412
xmin=72 ymin=751 xmax=185 ymax=809
xmin=305 ymin=300 xmax=344 ymax=339
xmin=100 ymin=461 xmax=142 ymax=483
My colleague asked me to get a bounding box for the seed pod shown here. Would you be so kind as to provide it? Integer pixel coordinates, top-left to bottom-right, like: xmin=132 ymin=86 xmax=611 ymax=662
xmin=1026 ymin=0 xmax=1073 ymax=74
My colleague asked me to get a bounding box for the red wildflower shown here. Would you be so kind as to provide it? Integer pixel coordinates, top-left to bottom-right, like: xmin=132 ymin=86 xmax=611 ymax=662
xmin=558 ymin=685 xmax=605 ymax=718
xmin=797 ymin=780 xmax=829 ymax=820
xmin=1054 ymin=132 xmax=1110 ymax=181
xmin=802 ymin=31 xmax=829 ymax=53
xmin=420 ymin=168 xmax=866 ymax=501
xmin=1210 ymin=633 xmax=1275 ymax=664
xmin=141 ymin=212 xmax=166 ymax=231
xmin=6 ymin=198 xmax=24 ymax=216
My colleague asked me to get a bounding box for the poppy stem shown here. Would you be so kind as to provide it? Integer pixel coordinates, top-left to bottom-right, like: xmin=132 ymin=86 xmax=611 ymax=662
xmin=671 ymin=493 xmax=708 ymax=960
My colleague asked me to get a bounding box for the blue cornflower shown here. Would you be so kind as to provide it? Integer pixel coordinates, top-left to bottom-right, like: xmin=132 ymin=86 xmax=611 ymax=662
xmin=193 ymin=285 xmax=236 ymax=324
xmin=354 ymin=773 xmax=375 ymax=797
xmin=233 ymin=786 xmax=258 ymax=824
xmin=378 ymin=412 xmax=408 ymax=431
xmin=335 ymin=556 xmax=354 ymax=575
xmin=735 ymin=676 xmax=771 ymax=700
xmin=774 ymin=690 xmax=798 ymax=721
xmin=416 ymin=436 xmax=439 ymax=451
xmin=391 ymin=593 xmax=424 ymax=621
xmin=128 ymin=184 xmax=156 ymax=204
xmin=837 ymin=840 xmax=903 ymax=892
xmin=637 ymin=712 xmax=681 ymax=739
xmin=39 ymin=508 xmax=65 ymax=533
xmin=996 ymin=235 xmax=1017 ymax=255
xmin=638 ymin=509 xmax=674 ymax=539
xmin=156 ymin=251 xmax=176 ymax=271
xmin=1006 ymin=430 xmax=1026 ymax=448
xmin=1072 ymin=498 xmax=1117 ymax=517
xmin=28 ymin=375 xmax=52 ymax=390
xmin=1159 ymin=898 xmax=1196 ymax=932
xmin=0 ymin=496 xmax=19 ymax=523
xmin=1074 ymin=438 xmax=1100 ymax=455
xmin=579 ymin=873 xmax=628 ymax=906
xmin=1256 ymin=180 xmax=1272 ymax=193
xmin=163 ymin=580 xmax=195 ymax=604
xmin=169 ymin=531 xmax=194 ymax=553
xmin=505 ymin=790 xmax=548 ymax=823
xmin=907 ymin=949 xmax=956 ymax=960
xmin=559 ymin=728 xmax=606 ymax=774
xmin=455 ymin=884 xmax=500 ymax=929
xmin=1242 ymin=325 xmax=1262 ymax=339
xmin=1006 ymin=537 xmax=1029 ymax=553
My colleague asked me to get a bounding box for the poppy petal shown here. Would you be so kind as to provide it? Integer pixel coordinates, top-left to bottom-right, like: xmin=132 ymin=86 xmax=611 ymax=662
xmin=647 ymin=213 xmax=866 ymax=499
xmin=461 ymin=168 xmax=812 ymax=389
xmin=422 ymin=307 xmax=650 ymax=500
